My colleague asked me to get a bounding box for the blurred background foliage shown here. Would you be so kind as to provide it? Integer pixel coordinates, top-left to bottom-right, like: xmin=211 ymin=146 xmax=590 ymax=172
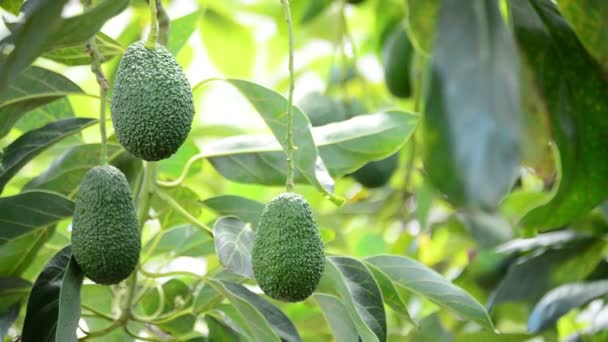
xmin=0 ymin=0 xmax=608 ymax=341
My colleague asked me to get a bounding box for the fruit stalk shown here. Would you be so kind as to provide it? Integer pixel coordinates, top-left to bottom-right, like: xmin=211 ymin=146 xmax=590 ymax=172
xmin=280 ymin=0 xmax=296 ymax=192
xmin=146 ymin=0 xmax=159 ymax=49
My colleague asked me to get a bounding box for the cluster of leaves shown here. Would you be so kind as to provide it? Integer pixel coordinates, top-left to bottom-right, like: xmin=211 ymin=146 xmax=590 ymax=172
xmin=0 ymin=0 xmax=607 ymax=341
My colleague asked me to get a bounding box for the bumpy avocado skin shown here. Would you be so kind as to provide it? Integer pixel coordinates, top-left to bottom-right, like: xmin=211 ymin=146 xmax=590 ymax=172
xmin=383 ymin=24 xmax=413 ymax=98
xmin=72 ymin=165 xmax=140 ymax=285
xmin=111 ymin=41 xmax=194 ymax=161
xmin=252 ymin=193 xmax=325 ymax=302
xmin=298 ymin=92 xmax=347 ymax=126
xmin=352 ymin=152 xmax=399 ymax=188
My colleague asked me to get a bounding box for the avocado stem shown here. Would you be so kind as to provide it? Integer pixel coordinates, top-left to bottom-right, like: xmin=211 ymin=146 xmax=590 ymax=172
xmin=280 ymin=0 xmax=296 ymax=192
xmin=145 ymin=0 xmax=159 ymax=49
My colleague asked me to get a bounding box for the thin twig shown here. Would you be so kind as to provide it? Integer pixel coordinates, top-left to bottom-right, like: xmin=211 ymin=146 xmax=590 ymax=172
xmin=280 ymin=0 xmax=296 ymax=192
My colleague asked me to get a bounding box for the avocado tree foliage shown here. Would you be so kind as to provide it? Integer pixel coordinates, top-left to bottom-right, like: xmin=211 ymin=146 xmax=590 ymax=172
xmin=0 ymin=0 xmax=607 ymax=341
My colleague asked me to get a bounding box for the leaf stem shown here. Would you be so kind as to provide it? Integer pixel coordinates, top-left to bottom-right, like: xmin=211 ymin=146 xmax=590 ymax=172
xmin=155 ymin=189 xmax=214 ymax=237
xmin=84 ymin=2 xmax=109 ymax=165
xmin=156 ymin=153 xmax=206 ymax=188
xmin=145 ymin=0 xmax=159 ymax=49
xmin=280 ymin=0 xmax=296 ymax=192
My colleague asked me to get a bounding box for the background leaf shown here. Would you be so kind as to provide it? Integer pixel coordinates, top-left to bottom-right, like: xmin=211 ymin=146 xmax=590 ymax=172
xmin=213 ymin=217 xmax=255 ymax=278
xmin=201 ymin=195 xmax=264 ymax=228
xmin=168 ymin=11 xmax=200 ymax=56
xmin=43 ymin=33 xmax=124 ymax=66
xmin=55 ymin=257 xmax=84 ymax=342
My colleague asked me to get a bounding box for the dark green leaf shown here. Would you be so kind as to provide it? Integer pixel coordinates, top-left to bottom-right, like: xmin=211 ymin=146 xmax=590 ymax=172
xmin=208 ymin=280 xmax=281 ymax=341
xmin=215 ymin=281 xmax=301 ymax=342
xmin=168 ymin=11 xmax=200 ymax=56
xmin=512 ymin=0 xmax=608 ymax=229
xmin=489 ymin=238 xmax=604 ymax=308
xmin=213 ymin=217 xmax=254 ymax=279
xmin=314 ymin=294 xmax=359 ymax=342
xmin=0 ymin=191 xmax=73 ymax=244
xmin=25 ymin=144 xmax=139 ymax=197
xmin=528 ymin=280 xmax=608 ymax=332
xmin=423 ymin=0 xmax=522 ymax=210
xmin=55 ymin=257 xmax=84 ymax=342
xmin=0 ymin=118 xmax=96 ymax=193
xmin=43 ymin=0 xmax=129 ymax=50
xmin=365 ymin=255 xmax=494 ymax=330
xmin=204 ymin=111 xmax=417 ymax=188
xmin=43 ymin=33 xmax=124 ymax=66
xmin=317 ymin=256 xmax=386 ymax=342
xmin=0 ymin=0 xmax=68 ymax=93
xmin=557 ymin=0 xmax=608 ymax=69
xmin=201 ymin=195 xmax=265 ymax=228
xmin=0 ymin=66 xmax=84 ymax=138
xmin=21 ymin=246 xmax=72 ymax=342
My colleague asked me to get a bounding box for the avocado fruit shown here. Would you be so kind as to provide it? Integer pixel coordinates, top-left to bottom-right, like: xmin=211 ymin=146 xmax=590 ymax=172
xmin=252 ymin=193 xmax=325 ymax=302
xmin=352 ymin=152 xmax=399 ymax=188
xmin=111 ymin=41 xmax=194 ymax=161
xmin=71 ymin=165 xmax=140 ymax=285
xmin=298 ymin=92 xmax=348 ymax=126
xmin=382 ymin=24 xmax=414 ymax=98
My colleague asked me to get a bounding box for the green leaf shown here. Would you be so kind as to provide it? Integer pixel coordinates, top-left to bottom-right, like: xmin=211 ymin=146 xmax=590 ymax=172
xmin=144 ymin=224 xmax=214 ymax=258
xmin=213 ymin=217 xmax=255 ymax=278
xmin=208 ymin=279 xmax=281 ymax=342
xmin=201 ymin=195 xmax=265 ymax=228
xmin=15 ymin=98 xmax=75 ymax=132
xmin=0 ymin=0 xmax=68 ymax=93
xmin=529 ymin=280 xmax=608 ymax=333
xmin=201 ymin=11 xmax=255 ymax=77
xmin=25 ymin=144 xmax=140 ymax=197
xmin=55 ymin=257 xmax=84 ymax=342
xmin=489 ymin=238 xmax=604 ymax=308
xmin=43 ymin=0 xmax=129 ymax=50
xmin=0 ymin=226 xmax=56 ymax=277
xmin=0 ymin=66 xmax=85 ymax=138
xmin=203 ymin=111 xmax=417 ymax=189
xmin=43 ymin=33 xmax=124 ymax=66
xmin=405 ymin=0 xmax=440 ymax=54
xmin=317 ymin=256 xmax=386 ymax=342
xmin=455 ymin=332 xmax=533 ymax=342
xmin=512 ymin=0 xmax=608 ymax=230
xmin=557 ymin=0 xmax=608 ymax=70
xmin=423 ymin=0 xmax=522 ymax=211
xmin=365 ymin=255 xmax=494 ymax=330
xmin=213 ymin=281 xmax=301 ymax=342
xmin=0 ymin=277 xmax=30 ymax=313
xmin=168 ymin=11 xmax=200 ymax=56
xmin=0 ymin=118 xmax=96 ymax=193
xmin=365 ymin=263 xmax=414 ymax=322
xmin=205 ymin=315 xmax=243 ymax=341
xmin=0 ymin=0 xmax=21 ymax=15
xmin=0 ymin=191 xmax=73 ymax=244
xmin=314 ymin=294 xmax=360 ymax=342
xmin=21 ymin=246 xmax=72 ymax=342
xmin=194 ymin=282 xmax=223 ymax=314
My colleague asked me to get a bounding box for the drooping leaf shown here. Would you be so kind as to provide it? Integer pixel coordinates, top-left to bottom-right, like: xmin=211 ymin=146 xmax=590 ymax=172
xmin=201 ymin=10 xmax=255 ymax=77
xmin=317 ymin=256 xmax=386 ymax=342
xmin=55 ymin=257 xmax=84 ymax=342
xmin=405 ymin=0 xmax=440 ymax=54
xmin=43 ymin=0 xmax=129 ymax=50
xmin=43 ymin=33 xmax=124 ymax=66
xmin=0 ymin=191 xmax=73 ymax=244
xmin=0 ymin=66 xmax=85 ymax=138
xmin=314 ymin=294 xmax=359 ymax=342
xmin=168 ymin=11 xmax=200 ymax=56
xmin=488 ymin=238 xmax=604 ymax=308
xmin=0 ymin=118 xmax=96 ymax=193
xmin=213 ymin=217 xmax=255 ymax=279
xmin=202 ymin=111 xmax=417 ymax=189
xmin=365 ymin=255 xmax=494 ymax=330
xmin=556 ymin=0 xmax=608 ymax=70
xmin=528 ymin=280 xmax=608 ymax=333
xmin=21 ymin=246 xmax=72 ymax=342
xmin=423 ymin=0 xmax=522 ymax=211
xmin=201 ymin=195 xmax=265 ymax=228
xmin=511 ymin=0 xmax=608 ymax=230
xmin=208 ymin=279 xmax=281 ymax=342
xmin=0 ymin=0 xmax=68 ymax=93
xmin=225 ymin=79 xmax=339 ymax=203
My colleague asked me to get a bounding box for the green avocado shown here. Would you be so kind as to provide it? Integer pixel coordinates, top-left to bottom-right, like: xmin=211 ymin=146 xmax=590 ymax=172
xmin=352 ymin=152 xmax=399 ymax=188
xmin=252 ymin=193 xmax=325 ymax=302
xmin=72 ymin=165 xmax=140 ymax=285
xmin=298 ymin=92 xmax=347 ymax=126
xmin=382 ymin=24 xmax=414 ymax=98
xmin=111 ymin=41 xmax=194 ymax=161
xmin=348 ymin=0 xmax=366 ymax=4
